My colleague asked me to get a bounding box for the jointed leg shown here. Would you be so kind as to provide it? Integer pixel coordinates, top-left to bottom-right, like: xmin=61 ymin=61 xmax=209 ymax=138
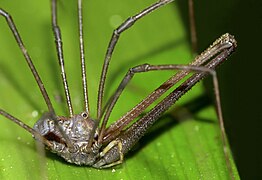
xmin=77 ymin=0 xmax=90 ymax=115
xmin=95 ymin=37 xmax=236 ymax=173
xmin=97 ymin=0 xmax=176 ymax=119
xmin=0 ymin=9 xmax=54 ymax=114
xmin=0 ymin=8 xmax=55 ymax=149
xmin=49 ymin=0 xmax=82 ymax=150
xmin=51 ymin=0 xmax=74 ymax=117
xmin=0 ymin=109 xmax=53 ymax=148
xmin=102 ymin=34 xmax=234 ymax=143
xmin=100 ymin=63 xmax=217 ymax=144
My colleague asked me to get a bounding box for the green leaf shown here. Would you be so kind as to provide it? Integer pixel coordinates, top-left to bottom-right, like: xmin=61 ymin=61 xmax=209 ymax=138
xmin=0 ymin=0 xmax=239 ymax=179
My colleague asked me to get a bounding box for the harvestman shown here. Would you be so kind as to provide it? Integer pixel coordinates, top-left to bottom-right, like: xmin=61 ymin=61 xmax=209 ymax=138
xmin=0 ymin=0 xmax=237 ymax=175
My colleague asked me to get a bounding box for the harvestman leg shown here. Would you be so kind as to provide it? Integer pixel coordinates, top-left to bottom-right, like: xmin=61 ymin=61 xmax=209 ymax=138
xmin=51 ymin=0 xmax=74 ymax=117
xmin=93 ymin=0 xmax=235 ymax=175
xmin=96 ymin=63 xmax=219 ymax=167
xmin=100 ymin=34 xmax=233 ymax=143
xmin=96 ymin=0 xmax=217 ymax=143
xmin=0 ymin=9 xmax=54 ymax=114
xmin=94 ymin=34 xmax=236 ymax=174
xmin=0 ymin=110 xmax=52 ymax=148
xmin=100 ymin=64 xmax=215 ymax=141
xmin=50 ymin=0 xmax=93 ymax=149
xmin=97 ymin=0 xmax=201 ymax=144
xmin=0 ymin=6 xmax=75 ymax=150
xmin=95 ymin=65 xmax=216 ymax=167
xmin=96 ymin=64 xmax=219 ymax=168
xmin=97 ymin=0 xmax=176 ymax=120
xmin=0 ymin=9 xmax=56 ymax=148
xmin=51 ymin=0 xmax=91 ymax=117
xmin=77 ymin=0 xmax=90 ymax=115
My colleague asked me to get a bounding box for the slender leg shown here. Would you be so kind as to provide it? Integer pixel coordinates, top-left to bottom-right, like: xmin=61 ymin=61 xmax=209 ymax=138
xmin=0 ymin=9 xmax=54 ymax=114
xmin=188 ymin=0 xmax=197 ymax=54
xmin=0 ymin=109 xmax=52 ymax=148
xmin=77 ymin=0 xmax=90 ymax=115
xmin=94 ymin=35 xmax=236 ymax=173
xmin=98 ymin=63 xmax=217 ymax=144
xmin=49 ymin=0 xmax=77 ymax=149
xmin=97 ymin=0 xmax=199 ymax=118
xmin=102 ymin=34 xmax=234 ymax=143
xmin=51 ymin=0 xmax=74 ymax=117
xmin=0 ymin=7 xmax=74 ymax=150
xmin=97 ymin=0 xmax=175 ymax=119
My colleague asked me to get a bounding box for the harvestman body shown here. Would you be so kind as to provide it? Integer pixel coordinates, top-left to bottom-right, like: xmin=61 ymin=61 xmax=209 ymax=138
xmin=0 ymin=0 xmax=236 ymax=175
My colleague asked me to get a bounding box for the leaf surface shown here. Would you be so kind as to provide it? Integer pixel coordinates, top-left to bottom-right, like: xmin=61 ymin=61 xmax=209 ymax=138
xmin=0 ymin=0 xmax=239 ymax=179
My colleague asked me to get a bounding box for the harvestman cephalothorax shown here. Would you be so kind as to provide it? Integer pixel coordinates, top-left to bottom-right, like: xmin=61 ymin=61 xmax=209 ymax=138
xmin=0 ymin=0 xmax=237 ymax=177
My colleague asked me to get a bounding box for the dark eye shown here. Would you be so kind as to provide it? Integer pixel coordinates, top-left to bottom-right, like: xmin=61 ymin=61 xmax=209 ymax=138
xmin=82 ymin=112 xmax=87 ymax=118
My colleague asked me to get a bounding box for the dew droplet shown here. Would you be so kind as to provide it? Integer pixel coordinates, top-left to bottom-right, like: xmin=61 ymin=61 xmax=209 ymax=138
xmin=31 ymin=110 xmax=39 ymax=118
